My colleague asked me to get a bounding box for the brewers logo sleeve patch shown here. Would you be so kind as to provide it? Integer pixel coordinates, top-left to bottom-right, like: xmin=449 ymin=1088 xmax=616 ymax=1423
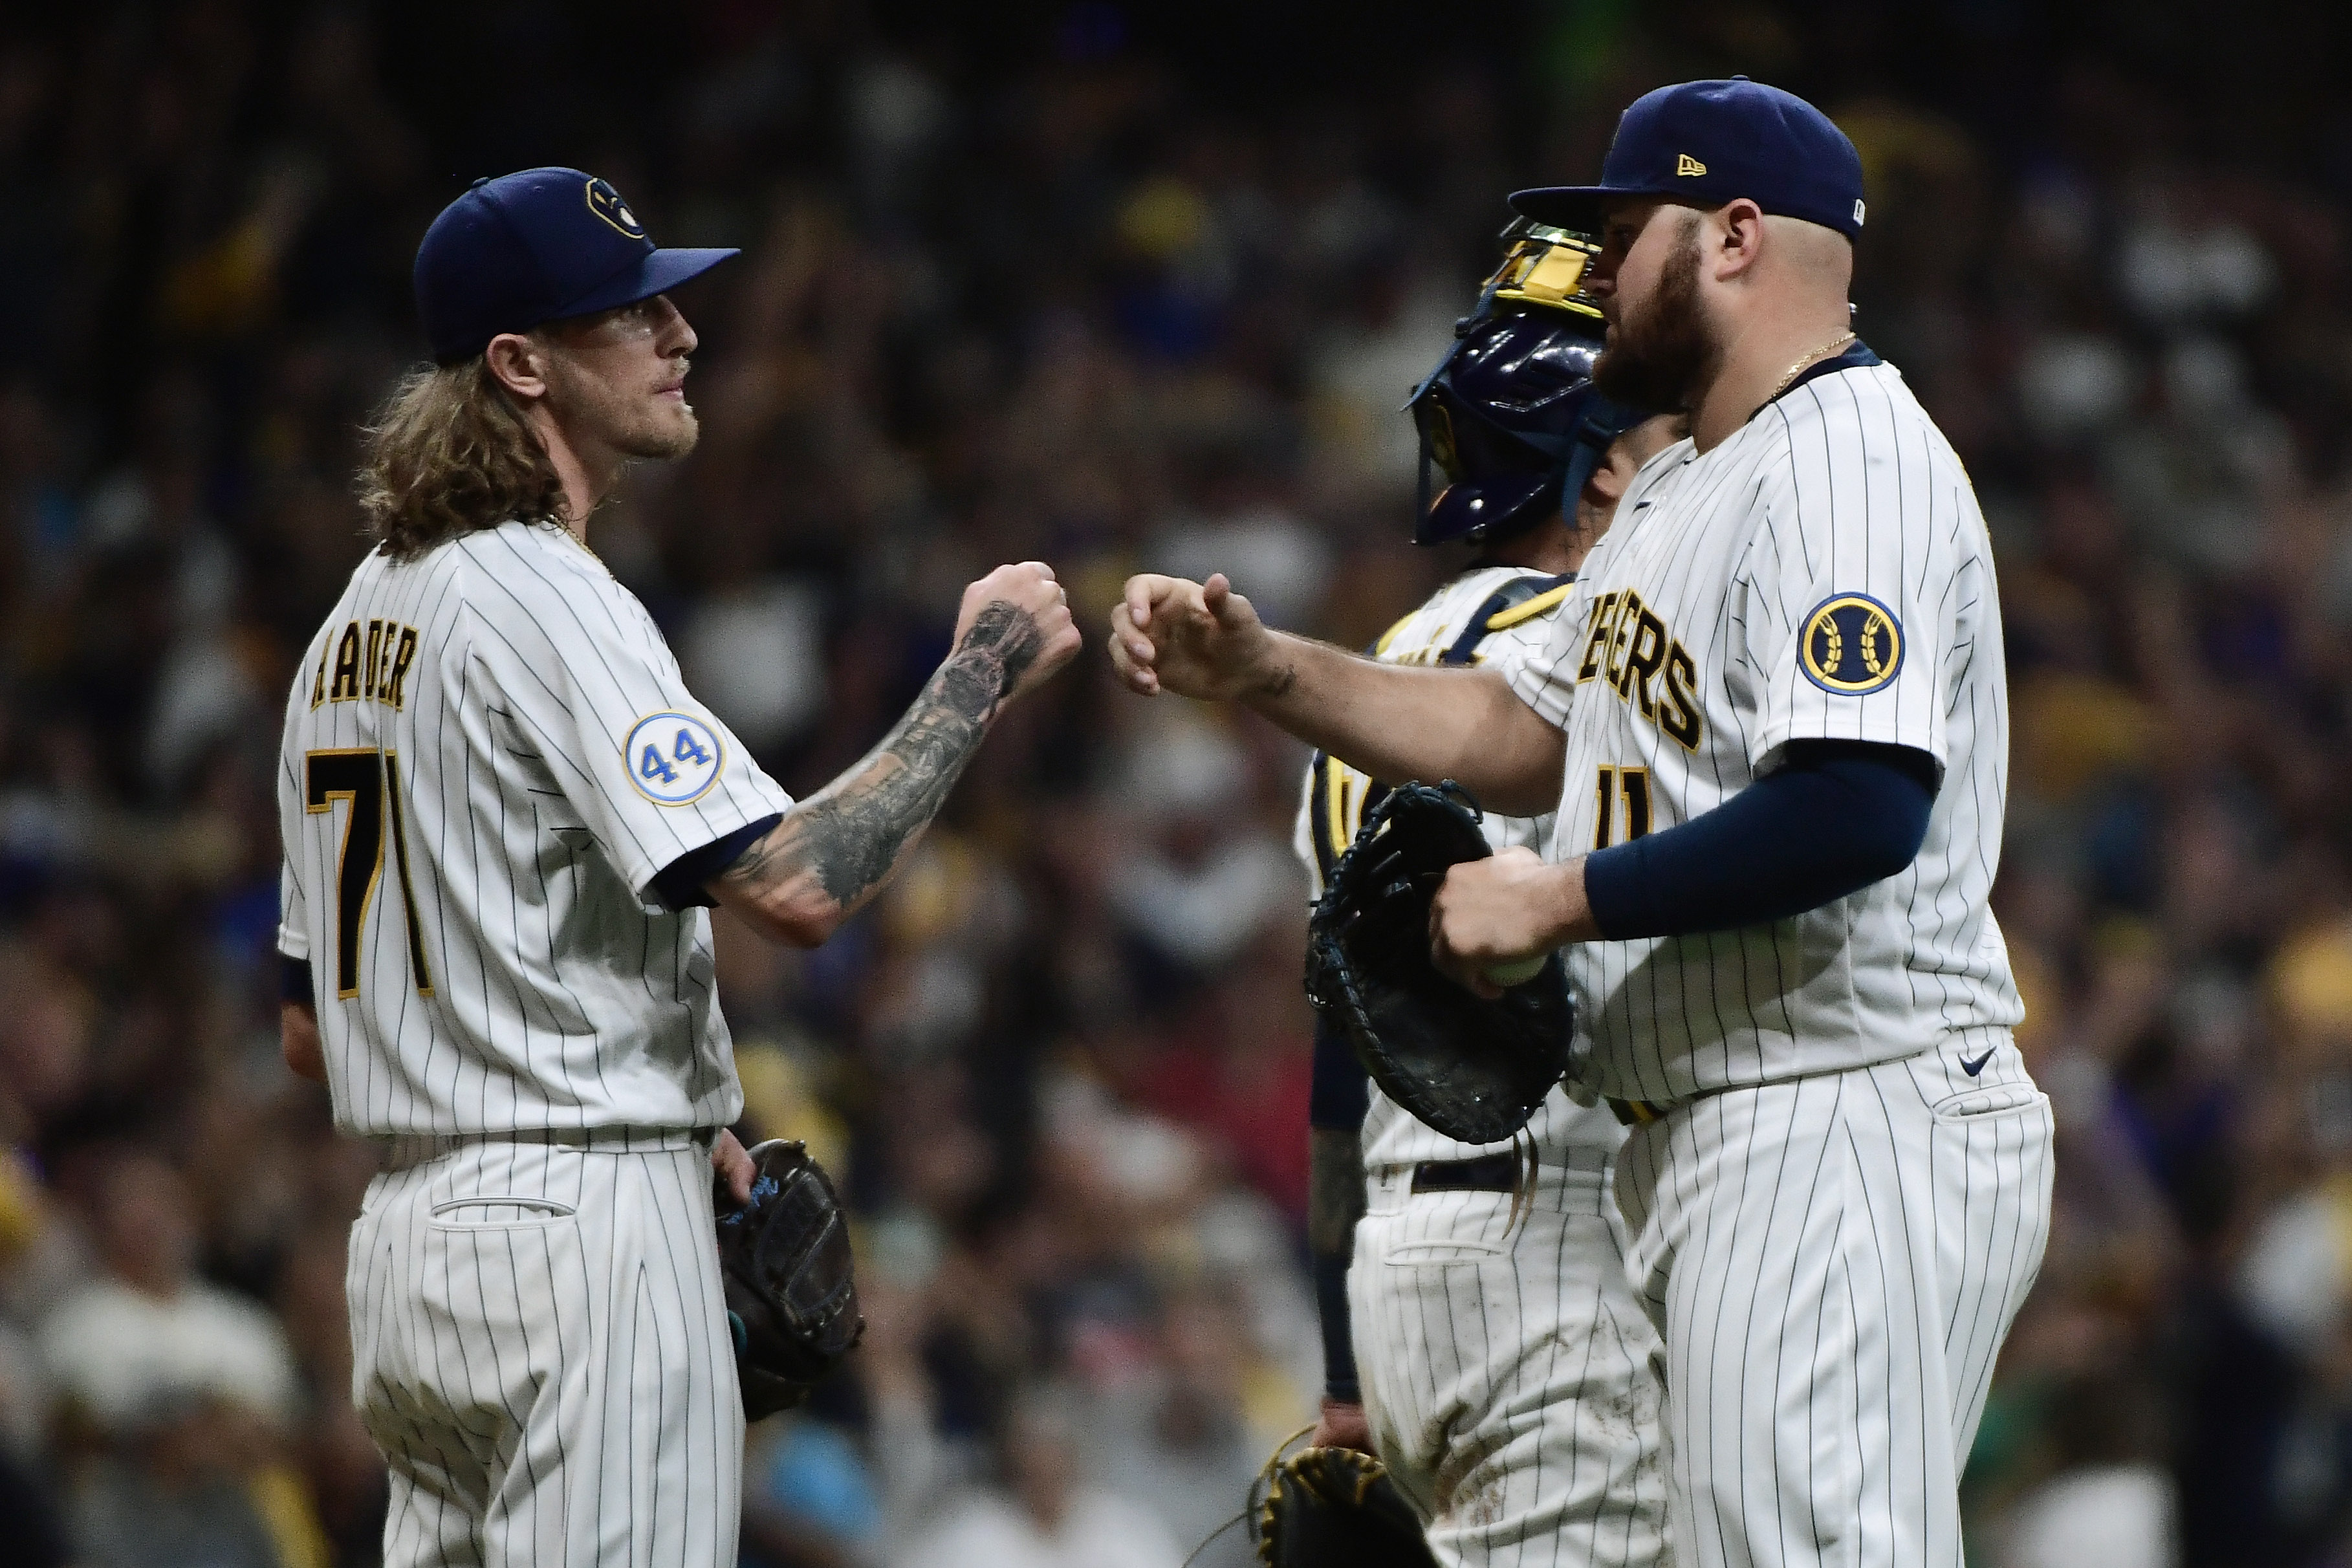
xmin=1796 ymin=593 xmax=1903 ymax=695
xmin=1498 ymin=352 xmax=2050 ymax=1568
xmin=1497 ymin=85 xmax=2047 ymax=1568
xmin=1503 ymin=356 xmax=2023 ymax=1105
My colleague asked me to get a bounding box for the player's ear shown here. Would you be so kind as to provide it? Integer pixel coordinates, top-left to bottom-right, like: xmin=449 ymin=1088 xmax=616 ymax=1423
xmin=484 ymin=331 xmax=550 ymax=403
xmin=1584 ymin=450 xmax=1632 ymax=505
xmin=1712 ymin=199 xmax=1766 ymax=283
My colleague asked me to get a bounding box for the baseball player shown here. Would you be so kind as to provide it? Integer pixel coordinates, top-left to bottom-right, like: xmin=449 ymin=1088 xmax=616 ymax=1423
xmin=1113 ymin=80 xmax=2054 ymax=1568
xmin=1294 ymin=221 xmax=1681 ymax=1568
xmin=274 ymin=168 xmax=1078 ymax=1568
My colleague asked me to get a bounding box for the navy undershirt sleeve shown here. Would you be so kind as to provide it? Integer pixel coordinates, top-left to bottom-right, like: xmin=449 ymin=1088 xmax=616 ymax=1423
xmin=1582 ymin=741 xmax=1936 ymax=939
xmin=650 ymin=812 xmax=784 ymax=912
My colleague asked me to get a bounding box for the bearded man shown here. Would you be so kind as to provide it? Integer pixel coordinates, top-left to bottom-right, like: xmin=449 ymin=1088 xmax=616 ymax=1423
xmin=1109 ymin=80 xmax=2052 ymax=1568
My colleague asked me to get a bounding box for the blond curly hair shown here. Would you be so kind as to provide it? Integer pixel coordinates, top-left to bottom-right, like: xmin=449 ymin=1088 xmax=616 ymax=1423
xmin=356 ymin=358 xmax=566 ymax=561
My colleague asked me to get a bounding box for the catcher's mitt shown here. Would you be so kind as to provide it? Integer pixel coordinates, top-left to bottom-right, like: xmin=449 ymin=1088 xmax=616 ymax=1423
xmin=1304 ymin=781 xmax=1573 ymax=1144
xmin=1250 ymin=1437 xmax=1438 ymax=1568
xmin=715 ymin=1138 xmax=865 ymax=1420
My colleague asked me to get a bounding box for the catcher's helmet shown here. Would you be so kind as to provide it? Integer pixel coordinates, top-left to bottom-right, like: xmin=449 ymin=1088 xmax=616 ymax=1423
xmin=1406 ymin=221 xmax=1643 ymax=547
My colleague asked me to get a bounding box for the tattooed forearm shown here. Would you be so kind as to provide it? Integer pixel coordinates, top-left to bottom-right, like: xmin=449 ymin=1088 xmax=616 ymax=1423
xmin=721 ymin=601 xmax=1045 ymax=920
xmin=1307 ymin=1128 xmax=1367 ymax=1258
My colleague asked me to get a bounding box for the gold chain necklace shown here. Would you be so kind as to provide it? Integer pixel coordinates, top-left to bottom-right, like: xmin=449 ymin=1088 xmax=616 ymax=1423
xmin=1765 ymin=330 xmax=1857 ymax=404
xmin=555 ymin=516 xmax=607 ymax=571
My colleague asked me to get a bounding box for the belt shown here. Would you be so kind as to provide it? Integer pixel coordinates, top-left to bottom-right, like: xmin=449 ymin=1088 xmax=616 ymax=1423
xmin=1410 ymin=1154 xmax=1521 ymax=1193
xmin=1608 ymin=1096 xmax=1673 ymax=1127
xmin=377 ymin=1124 xmax=713 ymax=1168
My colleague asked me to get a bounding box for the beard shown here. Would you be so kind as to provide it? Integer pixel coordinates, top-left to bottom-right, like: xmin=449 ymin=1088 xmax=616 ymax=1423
xmin=1593 ymin=218 xmax=1719 ymax=415
xmin=545 ymin=353 xmax=701 ymax=463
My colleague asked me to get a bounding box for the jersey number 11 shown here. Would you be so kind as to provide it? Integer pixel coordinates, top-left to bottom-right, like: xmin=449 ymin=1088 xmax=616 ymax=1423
xmin=1592 ymin=764 xmax=1653 ymax=850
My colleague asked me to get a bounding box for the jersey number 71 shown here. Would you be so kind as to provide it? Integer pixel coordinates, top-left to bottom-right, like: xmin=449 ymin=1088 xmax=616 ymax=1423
xmin=305 ymin=748 xmax=434 ymax=999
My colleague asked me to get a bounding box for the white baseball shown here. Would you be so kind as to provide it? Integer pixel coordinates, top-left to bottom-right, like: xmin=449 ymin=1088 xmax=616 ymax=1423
xmin=1483 ymin=953 xmax=1549 ymax=988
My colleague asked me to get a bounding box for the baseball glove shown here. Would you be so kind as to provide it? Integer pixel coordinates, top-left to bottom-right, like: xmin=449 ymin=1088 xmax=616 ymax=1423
xmin=715 ymin=1138 xmax=866 ymax=1420
xmin=1250 ymin=1438 xmax=1438 ymax=1568
xmin=1303 ymin=781 xmax=1573 ymax=1144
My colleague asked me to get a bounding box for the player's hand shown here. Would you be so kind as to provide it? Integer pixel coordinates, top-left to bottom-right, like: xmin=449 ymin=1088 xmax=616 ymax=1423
xmin=712 ymin=1128 xmax=756 ymax=1207
xmin=954 ymin=561 xmax=1082 ymax=707
xmin=1108 ymin=572 xmax=1277 ymax=701
xmin=1310 ymin=1395 xmax=1375 ymax=1454
xmin=1430 ymin=848 xmax=1591 ymax=998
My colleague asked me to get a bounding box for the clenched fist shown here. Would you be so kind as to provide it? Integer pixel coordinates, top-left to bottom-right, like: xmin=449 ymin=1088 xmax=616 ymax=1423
xmin=1108 ymin=572 xmax=1278 ymax=701
xmin=956 ymin=561 xmax=1082 ymax=708
xmin=1430 ymin=847 xmax=1595 ymax=998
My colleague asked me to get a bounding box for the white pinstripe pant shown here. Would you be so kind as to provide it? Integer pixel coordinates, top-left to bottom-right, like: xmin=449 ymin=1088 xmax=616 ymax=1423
xmin=345 ymin=1131 xmax=743 ymax=1568
xmin=1351 ymin=1158 xmax=1672 ymax=1568
xmin=1613 ymin=1043 xmax=2055 ymax=1568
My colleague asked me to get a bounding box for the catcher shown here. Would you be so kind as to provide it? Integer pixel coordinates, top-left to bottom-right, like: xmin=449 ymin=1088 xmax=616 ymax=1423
xmin=1264 ymin=223 xmax=1682 ymax=1567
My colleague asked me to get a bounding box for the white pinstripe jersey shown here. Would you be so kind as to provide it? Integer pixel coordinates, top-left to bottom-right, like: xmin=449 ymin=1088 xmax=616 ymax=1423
xmin=1507 ymin=357 xmax=2024 ymax=1104
xmin=1295 ymin=565 xmax=1626 ymax=1170
xmin=276 ymin=519 xmax=792 ymax=1137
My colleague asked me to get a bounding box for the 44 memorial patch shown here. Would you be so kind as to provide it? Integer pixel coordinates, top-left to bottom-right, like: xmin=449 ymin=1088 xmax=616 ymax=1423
xmin=1799 ymin=593 xmax=1903 ymax=695
xmin=626 ymin=712 xmax=725 ymax=804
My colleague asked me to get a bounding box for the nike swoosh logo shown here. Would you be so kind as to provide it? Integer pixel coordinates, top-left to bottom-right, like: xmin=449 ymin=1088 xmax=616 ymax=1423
xmin=1959 ymin=1048 xmax=1996 ymax=1077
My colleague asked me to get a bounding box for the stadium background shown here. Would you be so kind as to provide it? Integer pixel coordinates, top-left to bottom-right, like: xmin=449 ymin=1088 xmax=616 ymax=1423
xmin=2 ymin=1 xmax=2351 ymax=1564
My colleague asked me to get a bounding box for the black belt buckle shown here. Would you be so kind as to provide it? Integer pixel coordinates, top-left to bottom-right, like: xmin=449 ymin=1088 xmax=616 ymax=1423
xmin=1410 ymin=1153 xmax=1520 ymax=1193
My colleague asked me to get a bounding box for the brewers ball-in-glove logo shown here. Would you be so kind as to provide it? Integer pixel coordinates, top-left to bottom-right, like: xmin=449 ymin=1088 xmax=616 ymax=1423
xmin=1799 ymin=593 xmax=1903 ymax=695
xmin=626 ymin=712 xmax=724 ymax=804
xmin=585 ymin=177 xmax=647 ymax=239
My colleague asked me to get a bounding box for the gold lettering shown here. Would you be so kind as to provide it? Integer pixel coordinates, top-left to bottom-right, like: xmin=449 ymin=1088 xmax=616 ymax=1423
xmin=387 ymin=627 xmax=420 ymax=710
xmin=1603 ymin=589 xmax=1642 ymax=691
xmin=328 ymin=624 xmax=362 ymax=702
xmin=1658 ymin=640 xmax=1703 ymax=750
xmin=362 ymin=620 xmax=384 ymax=699
xmin=1622 ymin=609 xmax=1666 ymax=716
xmin=1577 ymin=593 xmax=1620 ymax=682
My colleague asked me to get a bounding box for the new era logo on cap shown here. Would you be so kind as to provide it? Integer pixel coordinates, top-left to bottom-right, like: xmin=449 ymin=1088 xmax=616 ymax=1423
xmin=1510 ymin=78 xmax=1867 ymax=242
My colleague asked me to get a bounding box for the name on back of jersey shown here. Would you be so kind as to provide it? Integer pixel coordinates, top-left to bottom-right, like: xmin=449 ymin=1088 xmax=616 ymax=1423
xmin=1573 ymin=588 xmax=1703 ymax=750
xmin=312 ymin=618 xmax=421 ymax=712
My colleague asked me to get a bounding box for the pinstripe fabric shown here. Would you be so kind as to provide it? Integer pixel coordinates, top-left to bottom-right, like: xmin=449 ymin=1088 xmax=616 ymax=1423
xmin=1611 ymin=1043 xmax=2053 ymax=1568
xmin=1351 ymin=1164 xmax=1669 ymax=1567
xmin=283 ymin=521 xmax=774 ymax=1567
xmin=1505 ymin=361 xmax=2022 ymax=1104
xmin=347 ymin=1136 xmax=743 ymax=1568
xmin=1481 ymin=358 xmax=2052 ymax=1567
xmin=276 ymin=519 xmax=792 ymax=1137
xmin=1290 ymin=567 xmax=1628 ymax=1170
xmin=1296 ymin=570 xmax=1664 ymax=1566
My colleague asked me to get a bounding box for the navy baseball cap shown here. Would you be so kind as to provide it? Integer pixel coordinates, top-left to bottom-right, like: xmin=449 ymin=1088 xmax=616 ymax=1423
xmin=1511 ymin=78 xmax=1866 ymax=241
xmin=414 ymin=168 xmax=738 ymax=362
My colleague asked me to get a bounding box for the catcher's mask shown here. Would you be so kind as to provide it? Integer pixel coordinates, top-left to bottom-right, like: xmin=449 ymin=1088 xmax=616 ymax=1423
xmin=1406 ymin=221 xmax=1643 ymax=548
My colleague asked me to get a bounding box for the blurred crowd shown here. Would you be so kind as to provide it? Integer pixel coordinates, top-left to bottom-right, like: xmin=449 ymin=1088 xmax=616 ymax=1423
xmin=4 ymin=3 xmax=2352 ymax=1566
